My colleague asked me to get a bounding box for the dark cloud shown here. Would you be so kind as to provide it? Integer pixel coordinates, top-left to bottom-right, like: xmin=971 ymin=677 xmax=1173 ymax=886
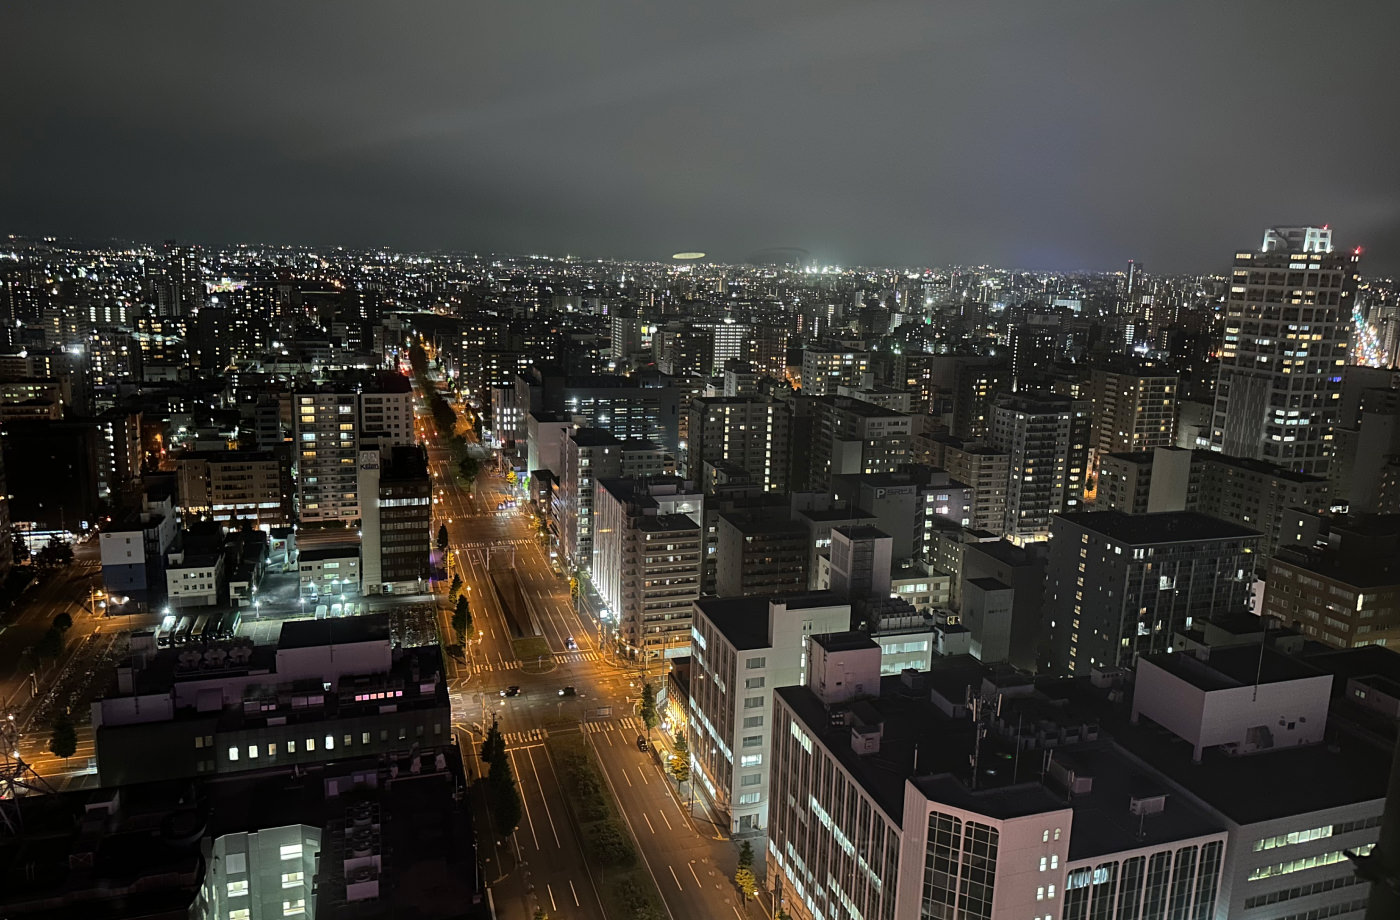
xmin=3 ymin=1 xmax=1399 ymax=273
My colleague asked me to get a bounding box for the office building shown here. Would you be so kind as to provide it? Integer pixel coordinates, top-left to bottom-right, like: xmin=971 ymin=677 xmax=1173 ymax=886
xmin=768 ymin=643 xmax=1385 ymax=920
xmin=358 ymin=445 xmax=431 ymax=595
xmin=1263 ymin=513 xmax=1400 ymax=649
xmin=1095 ymin=447 xmax=1330 ymax=563
xmin=689 ymin=593 xmax=852 ymax=834
xmin=714 ymin=511 xmax=809 ymax=598
xmin=1208 ymin=226 xmax=1361 ymax=475
xmin=92 ymin=615 xmax=451 ymax=787
xmin=1042 ymin=511 xmax=1260 ymax=675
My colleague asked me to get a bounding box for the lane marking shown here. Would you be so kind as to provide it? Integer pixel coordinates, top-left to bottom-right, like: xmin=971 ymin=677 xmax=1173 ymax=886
xmin=527 ymin=747 xmax=561 ymax=847
xmin=643 ymin=812 xmax=655 ymax=834
xmin=547 ymin=883 xmax=557 ymax=912
xmin=637 ymin=764 xmax=650 ymax=785
xmin=669 ymin=865 xmax=684 ymax=891
xmin=660 ymin=809 xmax=673 ymax=831
xmin=508 ymin=747 xmax=541 ymax=851
xmin=569 ymin=880 xmax=580 ymax=906
xmin=688 ymin=863 xmax=702 ymax=886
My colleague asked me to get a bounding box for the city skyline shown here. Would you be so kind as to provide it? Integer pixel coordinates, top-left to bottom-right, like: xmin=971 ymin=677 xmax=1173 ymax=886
xmin=4 ymin=3 xmax=1400 ymax=273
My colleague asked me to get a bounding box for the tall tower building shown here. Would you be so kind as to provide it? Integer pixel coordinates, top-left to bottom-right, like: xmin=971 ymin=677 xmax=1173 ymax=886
xmin=1208 ymin=226 xmax=1360 ymax=475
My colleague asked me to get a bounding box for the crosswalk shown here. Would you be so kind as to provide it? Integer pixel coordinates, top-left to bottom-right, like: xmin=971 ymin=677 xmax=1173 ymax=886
xmin=583 ymin=716 xmax=643 ymax=735
xmin=555 ymin=651 xmax=600 ymax=664
xmin=457 ymin=538 xmax=534 ymax=549
xmin=503 ymin=728 xmax=548 ymax=746
xmin=470 ymin=659 xmax=523 ymax=674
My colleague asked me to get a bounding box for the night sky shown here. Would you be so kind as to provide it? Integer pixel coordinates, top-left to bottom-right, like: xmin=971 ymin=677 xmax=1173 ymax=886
xmin=4 ymin=2 xmax=1399 ymax=273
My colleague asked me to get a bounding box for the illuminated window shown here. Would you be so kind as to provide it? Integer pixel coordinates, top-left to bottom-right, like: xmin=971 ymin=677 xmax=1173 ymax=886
xmin=227 ymin=880 xmax=249 ymax=897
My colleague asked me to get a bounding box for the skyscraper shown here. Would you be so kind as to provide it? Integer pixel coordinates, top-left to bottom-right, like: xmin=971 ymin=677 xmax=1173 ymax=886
xmin=1207 ymin=226 xmax=1360 ymax=475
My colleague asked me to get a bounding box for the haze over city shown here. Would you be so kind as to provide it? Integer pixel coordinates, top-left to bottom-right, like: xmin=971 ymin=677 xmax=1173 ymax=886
xmin=5 ymin=2 xmax=1400 ymax=272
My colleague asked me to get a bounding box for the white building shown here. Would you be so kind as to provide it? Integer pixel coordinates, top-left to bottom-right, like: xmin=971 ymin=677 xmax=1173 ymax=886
xmin=689 ymin=593 xmax=852 ymax=834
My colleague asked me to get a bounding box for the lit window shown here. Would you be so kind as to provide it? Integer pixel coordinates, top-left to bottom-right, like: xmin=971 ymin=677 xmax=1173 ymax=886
xmin=280 ymin=843 xmax=303 ymax=860
xmin=287 ymin=741 xmax=296 ymax=753
xmin=227 ymin=880 xmax=249 ymax=897
xmin=249 ymin=745 xmax=258 ymax=759
xmin=228 ymin=746 xmax=239 ymax=761
xmin=230 ymin=910 xmax=251 ymax=920
xmin=282 ymin=871 xmax=304 ymax=888
xmin=283 ymin=899 xmax=306 ymax=916
xmin=325 ymin=735 xmax=335 ymax=750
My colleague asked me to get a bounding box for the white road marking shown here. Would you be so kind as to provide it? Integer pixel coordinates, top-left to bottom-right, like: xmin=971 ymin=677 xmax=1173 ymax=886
xmin=569 ymin=880 xmax=580 ymax=906
xmin=527 ymin=747 xmax=561 ymax=847
xmin=637 ymin=764 xmax=649 ymax=785
xmin=508 ymin=748 xmax=540 ymax=850
xmin=688 ymin=863 xmax=702 ymax=887
xmin=643 ymin=812 xmax=655 ymax=834
xmin=669 ymin=865 xmax=684 ymax=891
xmin=660 ymin=809 xmax=673 ymax=831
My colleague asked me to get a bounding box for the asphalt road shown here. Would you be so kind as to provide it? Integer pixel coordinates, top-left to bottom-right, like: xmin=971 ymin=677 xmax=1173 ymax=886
xmin=414 ymin=374 xmax=753 ymax=920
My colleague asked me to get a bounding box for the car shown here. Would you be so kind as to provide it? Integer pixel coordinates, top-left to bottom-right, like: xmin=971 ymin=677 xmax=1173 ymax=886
xmin=565 ymin=636 xmax=577 ymax=650
xmin=636 ymin=736 xmax=648 ymax=752
xmin=558 ymin=686 xmax=576 ymax=697
xmin=500 ymin=686 xmax=521 ymax=698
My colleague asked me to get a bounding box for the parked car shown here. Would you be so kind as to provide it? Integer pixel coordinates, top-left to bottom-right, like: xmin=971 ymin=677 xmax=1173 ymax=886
xmin=636 ymin=736 xmax=648 ymax=752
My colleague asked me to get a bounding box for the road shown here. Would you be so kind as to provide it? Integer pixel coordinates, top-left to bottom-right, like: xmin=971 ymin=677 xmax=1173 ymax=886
xmin=413 ymin=371 xmax=752 ymax=920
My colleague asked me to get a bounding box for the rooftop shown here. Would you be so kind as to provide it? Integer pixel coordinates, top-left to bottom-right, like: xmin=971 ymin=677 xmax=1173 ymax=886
xmin=811 ymin=631 xmax=879 ymax=653
xmin=1192 ymin=449 xmax=1327 ymax=485
xmin=279 ymin=613 xmax=391 ymax=650
xmin=1054 ymin=510 xmax=1260 ymax=545
xmin=299 ymin=544 xmax=361 ymax=563
xmin=1142 ymin=646 xmax=1326 ymax=693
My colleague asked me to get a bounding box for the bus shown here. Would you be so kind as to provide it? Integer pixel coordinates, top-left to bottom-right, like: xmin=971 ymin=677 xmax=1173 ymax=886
xmin=191 ymin=615 xmax=211 ymax=643
xmin=198 ymin=615 xmax=222 ymax=642
xmin=173 ymin=616 xmax=195 ymax=645
xmin=156 ymin=614 xmax=178 ymax=646
xmin=218 ymin=611 xmax=242 ymax=639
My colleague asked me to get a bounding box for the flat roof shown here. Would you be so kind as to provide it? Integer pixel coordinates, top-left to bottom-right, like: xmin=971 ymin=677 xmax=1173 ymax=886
xmin=278 ymin=613 xmax=390 ymax=650
xmin=695 ymin=596 xmax=770 ymax=650
xmin=833 ymin=524 xmax=891 ymax=541
xmin=1143 ymin=647 xmax=1325 ymax=692
xmin=1192 ymin=449 xmax=1326 ymax=484
xmin=1054 ymin=510 xmax=1260 ymax=544
xmin=811 ymin=631 xmax=879 ymax=653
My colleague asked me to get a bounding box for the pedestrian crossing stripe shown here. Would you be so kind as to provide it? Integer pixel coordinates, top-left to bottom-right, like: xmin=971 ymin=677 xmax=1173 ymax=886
xmin=553 ymin=651 xmax=600 ymax=663
xmin=503 ymin=728 xmax=548 ymax=746
xmin=582 ymin=717 xmax=643 ymax=734
xmin=471 ymin=660 xmax=523 ymax=674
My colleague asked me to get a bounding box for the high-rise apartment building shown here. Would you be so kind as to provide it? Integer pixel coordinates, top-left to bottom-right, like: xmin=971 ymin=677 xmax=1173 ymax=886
xmin=358 ymin=445 xmax=431 ymax=594
xmin=1208 ymin=226 xmax=1360 ymax=475
xmin=1042 ymin=511 xmax=1260 ymax=674
xmin=175 ymin=450 xmax=294 ymax=529
xmin=686 ymin=396 xmax=791 ymax=493
xmin=557 ymin=429 xmax=672 ymax=574
xmin=991 ymin=393 xmax=1073 ymax=541
xmin=1089 ymin=363 xmax=1178 ymax=459
xmin=293 ymin=373 xmax=414 ymax=525
xmin=714 ymin=511 xmax=809 ymax=598
xmin=593 ymin=477 xmax=703 ymax=659
xmin=800 ymin=347 xmax=869 ymax=396
xmin=807 ymin=396 xmax=911 ymax=491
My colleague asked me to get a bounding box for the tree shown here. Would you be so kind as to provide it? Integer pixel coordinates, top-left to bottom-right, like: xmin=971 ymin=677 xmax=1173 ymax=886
xmin=668 ymin=750 xmax=690 ymax=785
xmin=449 ymin=572 xmax=463 ymax=599
xmin=735 ymin=867 xmax=758 ymax=903
xmin=480 ymin=719 xmax=505 ymax=766
xmin=488 ymin=745 xmax=523 ymax=835
xmin=669 ymin=730 xmax=691 ymax=785
xmin=35 ymin=627 xmax=63 ymax=660
xmin=12 ymin=529 xmax=29 ymax=565
xmin=738 ymin=839 xmax=754 ymax=871
xmin=638 ymin=682 xmax=658 ymax=731
xmin=436 ymin=524 xmax=450 ymax=552
xmin=49 ymin=711 xmax=77 ymax=760
xmin=588 ymin=819 xmax=635 ymax=866
xmin=452 ymin=595 xmax=472 ymax=641
xmin=458 ymin=455 xmax=481 ymax=486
